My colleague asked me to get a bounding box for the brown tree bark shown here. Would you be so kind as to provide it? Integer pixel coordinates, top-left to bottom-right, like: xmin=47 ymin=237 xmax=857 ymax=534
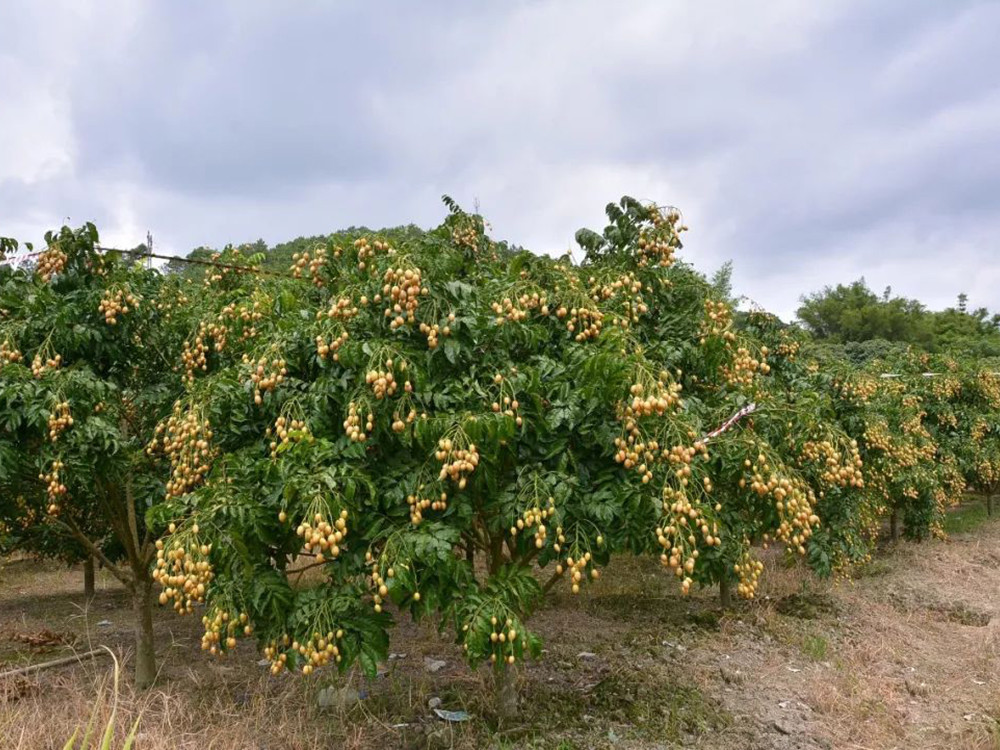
xmin=84 ymin=556 xmax=95 ymax=598
xmin=493 ymin=664 xmax=518 ymax=723
xmin=131 ymin=571 xmax=157 ymax=689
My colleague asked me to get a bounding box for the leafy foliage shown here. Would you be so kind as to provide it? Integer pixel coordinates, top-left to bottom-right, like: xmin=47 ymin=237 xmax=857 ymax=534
xmin=798 ymin=280 xmax=1000 ymax=357
xmin=3 ymin=197 xmax=999 ymax=691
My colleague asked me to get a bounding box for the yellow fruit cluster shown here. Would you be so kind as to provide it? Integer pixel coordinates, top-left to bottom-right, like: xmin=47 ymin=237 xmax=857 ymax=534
xmin=419 ymin=315 xmax=453 ymax=348
xmin=0 ymin=340 xmax=22 ymax=365
xmin=492 ymin=291 xmax=550 ymax=323
xmin=296 ymin=510 xmax=349 ymax=562
xmin=971 ymin=420 xmax=990 ymax=443
xmin=508 ymin=499 xmax=556 ymax=548
xmin=590 ymin=273 xmax=648 ymax=328
xmin=316 ymin=331 xmax=349 ymax=361
xmin=263 ymin=636 xmax=292 ymax=674
xmin=657 ymin=489 xmax=720 ymax=594
xmin=744 ymin=461 xmax=819 ymax=554
xmin=368 ymin=560 xmax=399 ymax=613
xmin=47 ymin=401 xmax=73 ymax=441
xmin=553 ymin=552 xmax=598 ymax=594
xmin=721 ymin=346 xmax=770 ymax=387
xmin=383 ymin=267 xmax=426 ymax=329
xmin=353 ymin=236 xmax=393 ymax=271
xmin=201 ymin=252 xmax=252 ymax=287
xmin=977 ymin=372 xmax=1000 ymax=408
xmin=484 ymin=616 xmax=521 ymax=665
xmin=319 ymin=295 xmax=359 ymax=323
xmin=801 ymin=439 xmax=864 ymax=488
xmin=201 ymin=610 xmax=252 ymax=655
xmin=201 ymin=320 xmax=230 ymax=353
xmin=775 ymin=338 xmax=800 ymax=360
xmin=863 ymin=420 xmax=892 ymax=452
xmin=628 ymin=379 xmax=682 ymax=417
xmin=154 ymin=534 xmax=214 ymax=614
xmin=700 ymin=300 xmax=732 ymax=338
xmin=407 ymin=488 xmax=448 ymax=524
xmin=613 ymin=378 xmax=688 ymax=483
xmin=366 ymin=364 xmax=407 ymax=400
xmin=343 ymin=402 xmax=373 ymax=442
xmin=180 ymin=334 xmax=209 ymax=383
xmin=613 ymin=432 xmax=658 ymax=483
xmin=556 ymin=304 xmax=603 ymax=341
xmin=836 ymin=376 xmax=879 ymax=403
xmin=267 ymin=416 xmax=311 ymax=457
xmin=153 ymin=290 xmax=191 ymax=320
xmin=436 ymin=437 xmax=479 ymax=489
xmin=30 ymin=352 xmax=62 ymax=378
xmin=219 ymin=299 xmax=264 ymax=330
xmin=977 ymin=458 xmax=1000 ymax=487
xmin=451 ymin=221 xmax=479 ymax=250
xmin=391 ymin=407 xmax=417 ymax=433
xmin=733 ymin=549 xmax=764 ymax=599
xmin=936 ymin=410 xmax=959 ymax=429
xmin=40 ymin=460 xmax=67 ymax=515
xmin=290 ymin=245 xmax=328 ymax=286
xmin=97 ymin=288 xmax=139 ymax=325
xmin=36 ymin=245 xmax=68 ymax=282
xmin=148 ymin=406 xmax=215 ymax=499
xmin=931 ymin=376 xmax=962 ymax=400
xmin=289 ymin=630 xmax=346 ymax=675
xmin=665 ymin=444 xmax=703 ymax=482
xmin=491 ymin=393 xmax=523 ymax=427
xmin=549 ymin=525 xmax=589 ymax=556
xmin=635 ymin=229 xmax=677 ymax=268
xmin=243 ymin=355 xmax=287 ymax=405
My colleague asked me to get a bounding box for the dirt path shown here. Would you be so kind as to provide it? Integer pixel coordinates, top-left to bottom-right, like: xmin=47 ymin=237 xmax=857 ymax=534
xmin=2 ymin=510 xmax=1000 ymax=749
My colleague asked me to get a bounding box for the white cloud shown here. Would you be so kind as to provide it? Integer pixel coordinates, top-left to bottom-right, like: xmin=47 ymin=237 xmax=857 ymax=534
xmin=1 ymin=0 xmax=997 ymax=323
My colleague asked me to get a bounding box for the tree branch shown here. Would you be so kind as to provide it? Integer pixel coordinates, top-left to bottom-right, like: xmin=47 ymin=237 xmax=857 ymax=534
xmin=517 ymin=543 xmax=542 ymax=568
xmin=291 ymin=559 xmax=329 ymax=587
xmin=119 ymin=415 xmax=151 ymax=569
xmin=488 ymin=529 xmax=506 ymax=576
xmin=541 ymin=569 xmax=562 ymax=595
xmin=124 ymin=472 xmax=151 ymax=566
xmin=55 ymin=516 xmax=131 ymax=588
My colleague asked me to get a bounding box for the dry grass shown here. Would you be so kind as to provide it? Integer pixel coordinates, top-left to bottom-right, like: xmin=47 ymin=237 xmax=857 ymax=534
xmin=4 ymin=506 xmax=1000 ymax=749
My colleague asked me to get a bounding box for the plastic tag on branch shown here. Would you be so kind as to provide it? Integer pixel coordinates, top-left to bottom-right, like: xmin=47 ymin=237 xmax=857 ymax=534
xmin=702 ymin=403 xmax=757 ymax=444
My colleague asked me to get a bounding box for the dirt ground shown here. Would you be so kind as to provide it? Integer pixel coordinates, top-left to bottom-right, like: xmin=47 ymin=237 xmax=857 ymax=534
xmin=3 ymin=503 xmax=1000 ymax=749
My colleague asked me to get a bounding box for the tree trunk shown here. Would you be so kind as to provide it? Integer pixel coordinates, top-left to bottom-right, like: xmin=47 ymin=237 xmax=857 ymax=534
xmin=492 ymin=664 xmax=518 ymax=723
xmin=719 ymin=576 xmax=732 ymax=609
xmin=890 ymin=508 xmax=899 ymax=541
xmin=987 ymin=495 xmax=994 ymax=517
xmin=84 ymin=556 xmax=95 ymax=598
xmin=131 ymin=573 xmax=156 ymax=689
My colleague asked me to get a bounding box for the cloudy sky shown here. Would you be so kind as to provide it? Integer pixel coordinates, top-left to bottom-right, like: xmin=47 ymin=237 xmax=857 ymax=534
xmin=1 ymin=1 xmax=997 ymax=320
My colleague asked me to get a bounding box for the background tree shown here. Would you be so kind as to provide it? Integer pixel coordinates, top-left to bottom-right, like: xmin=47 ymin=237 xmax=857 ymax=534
xmin=797 ymin=279 xmax=1000 ymax=356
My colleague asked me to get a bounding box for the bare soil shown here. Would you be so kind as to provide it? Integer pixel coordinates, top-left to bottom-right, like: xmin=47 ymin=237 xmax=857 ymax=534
xmin=3 ymin=506 xmax=1000 ymax=749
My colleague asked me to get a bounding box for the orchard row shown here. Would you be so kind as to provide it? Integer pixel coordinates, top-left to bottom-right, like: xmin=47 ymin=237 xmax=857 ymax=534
xmin=1 ymin=198 xmax=998 ymax=693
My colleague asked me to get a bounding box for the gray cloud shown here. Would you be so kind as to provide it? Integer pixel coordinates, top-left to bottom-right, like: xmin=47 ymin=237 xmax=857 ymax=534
xmin=1 ymin=0 xmax=998 ymax=320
